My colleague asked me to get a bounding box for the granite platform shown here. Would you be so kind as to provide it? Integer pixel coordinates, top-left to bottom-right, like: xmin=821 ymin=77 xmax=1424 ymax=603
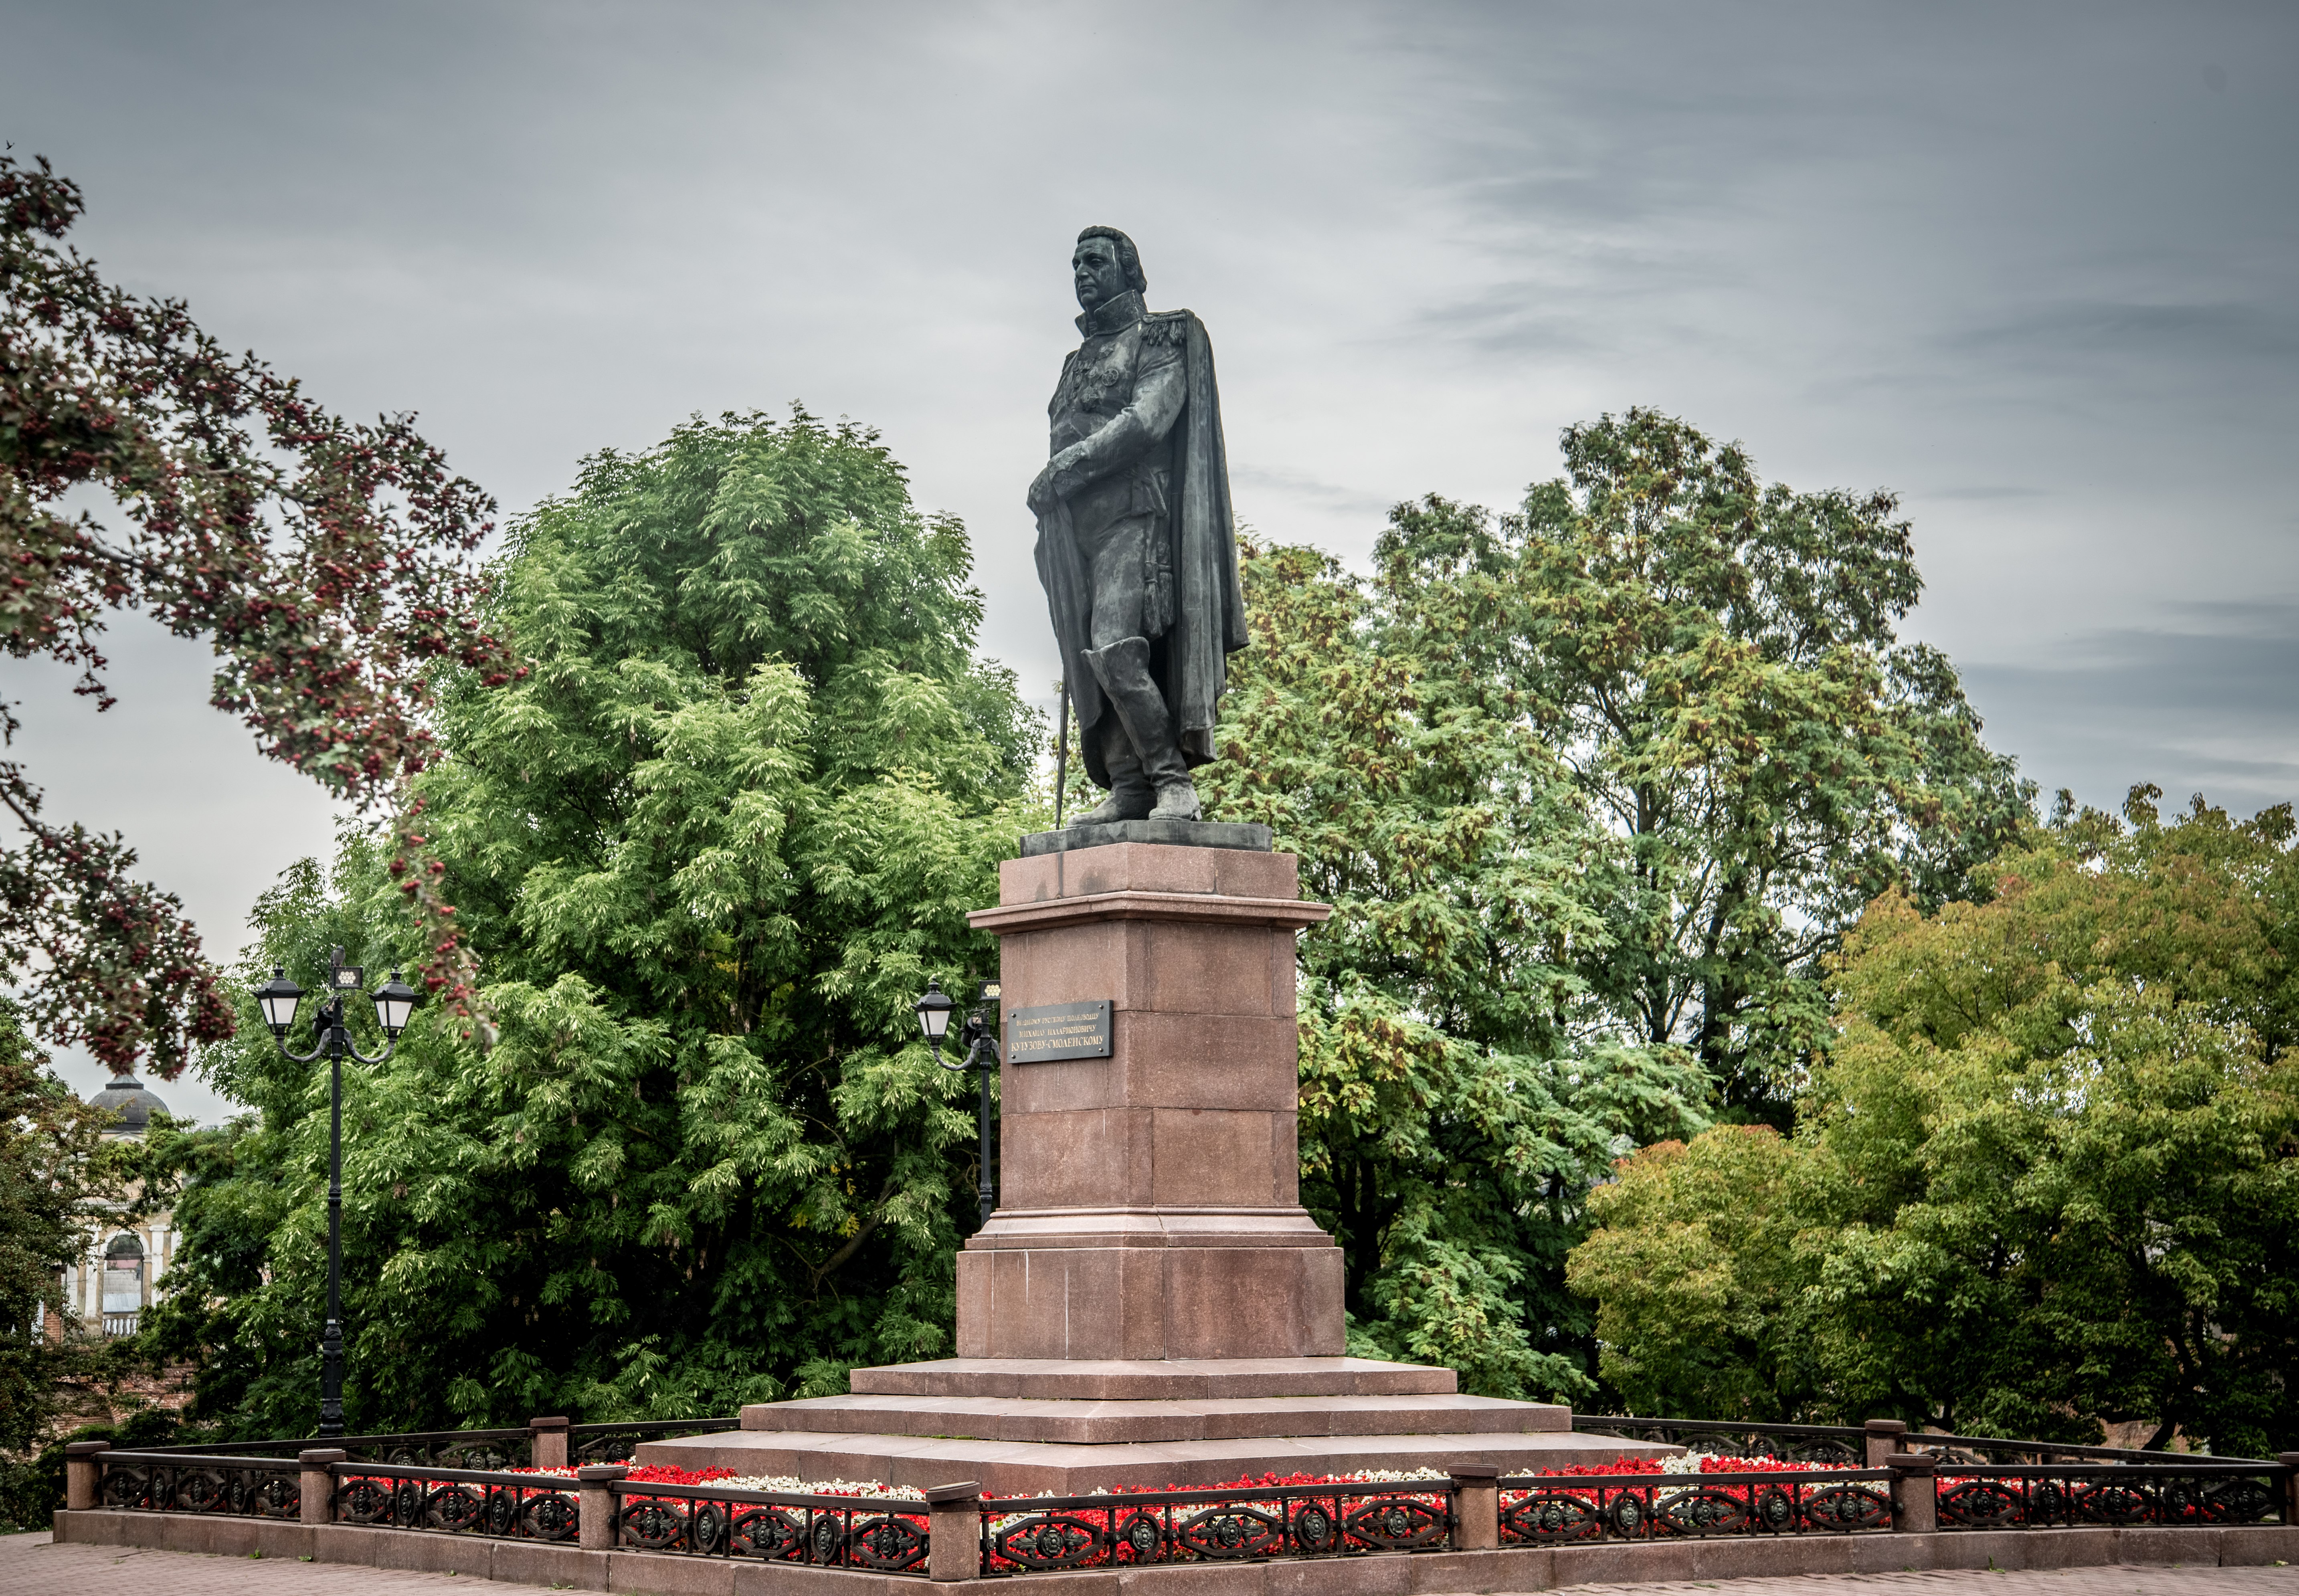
xmin=633 ymin=1430 xmax=1669 ymax=1495
xmin=643 ymin=842 xmax=1664 ymax=1493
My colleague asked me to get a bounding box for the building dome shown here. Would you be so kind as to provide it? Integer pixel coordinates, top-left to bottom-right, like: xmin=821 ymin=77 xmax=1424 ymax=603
xmin=88 ymin=1073 xmax=170 ymax=1138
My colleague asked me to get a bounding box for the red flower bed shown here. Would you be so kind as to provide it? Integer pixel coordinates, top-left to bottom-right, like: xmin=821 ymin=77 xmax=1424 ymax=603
xmin=1066 ymin=1469 xmax=1441 ymax=1497
xmin=1533 ymin=1456 xmax=1837 ymax=1477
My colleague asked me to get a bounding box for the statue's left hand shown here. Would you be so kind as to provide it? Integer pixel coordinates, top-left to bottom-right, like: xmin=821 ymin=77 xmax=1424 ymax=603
xmin=1026 ymin=465 xmax=1058 ymax=515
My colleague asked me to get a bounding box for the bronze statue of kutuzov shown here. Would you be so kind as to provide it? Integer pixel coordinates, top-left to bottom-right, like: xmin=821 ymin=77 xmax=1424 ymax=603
xmin=1027 ymin=226 xmax=1247 ymax=826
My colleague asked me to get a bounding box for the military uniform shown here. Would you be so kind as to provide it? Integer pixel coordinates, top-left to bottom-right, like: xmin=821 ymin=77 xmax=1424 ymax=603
xmin=1045 ymin=288 xmax=1189 ymax=646
xmin=1040 ymin=287 xmax=1200 ymax=820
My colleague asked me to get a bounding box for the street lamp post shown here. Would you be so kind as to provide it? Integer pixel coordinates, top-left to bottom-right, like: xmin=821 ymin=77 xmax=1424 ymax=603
xmin=916 ymin=980 xmax=1001 ymax=1227
xmin=254 ymin=946 xmax=419 ymax=1439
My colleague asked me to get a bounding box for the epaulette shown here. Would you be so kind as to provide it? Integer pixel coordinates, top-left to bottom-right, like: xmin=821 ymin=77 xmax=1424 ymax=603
xmin=1141 ymin=312 xmax=1190 ymax=348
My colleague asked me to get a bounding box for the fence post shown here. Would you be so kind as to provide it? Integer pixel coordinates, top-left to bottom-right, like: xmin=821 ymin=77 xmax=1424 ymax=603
xmin=64 ymin=1441 xmax=109 ymax=1511
xmin=577 ymin=1464 xmax=627 ymax=1552
xmin=2279 ymin=1455 xmax=2299 ymax=1526
xmin=529 ymin=1416 xmax=570 ymax=1470
xmin=298 ymin=1449 xmax=347 ymax=1526
xmin=1887 ymin=1452 xmax=1936 ymax=1533
xmin=1448 ymin=1464 xmax=1500 ymax=1550
xmin=1864 ymin=1418 xmax=1909 ymax=1469
xmin=924 ymin=1480 xmax=983 ymax=1582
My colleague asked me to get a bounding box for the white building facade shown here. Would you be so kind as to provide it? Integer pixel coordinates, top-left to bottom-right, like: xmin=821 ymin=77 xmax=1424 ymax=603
xmin=61 ymin=1073 xmax=178 ymax=1337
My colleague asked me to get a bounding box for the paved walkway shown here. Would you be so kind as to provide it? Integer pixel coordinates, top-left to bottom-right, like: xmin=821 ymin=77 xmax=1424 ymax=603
xmin=7 ymin=1531 xmax=2295 ymax=1596
xmin=4 ymin=1531 xmax=514 ymax=1594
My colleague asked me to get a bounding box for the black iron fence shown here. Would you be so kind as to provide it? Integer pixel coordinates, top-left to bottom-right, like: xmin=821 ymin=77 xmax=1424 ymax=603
xmin=611 ymin=1479 xmax=930 ymax=1573
xmin=96 ymin=1451 xmax=303 ymax=1519
xmin=571 ymin=1417 xmax=742 ymax=1463
xmin=74 ymin=1431 xmax=2299 ymax=1581
xmin=1576 ymin=1414 xmax=2281 ymax=1469
xmin=976 ymin=1480 xmax=1452 ymax=1574
xmin=1934 ymin=1462 xmax=2288 ymax=1529
xmin=126 ymin=1416 xmax=742 ymax=1470
xmin=333 ymin=1461 xmax=582 ymax=1541
xmin=1500 ymin=1469 xmax=1895 ymax=1543
xmin=129 ymin=1427 xmax=534 ymax=1469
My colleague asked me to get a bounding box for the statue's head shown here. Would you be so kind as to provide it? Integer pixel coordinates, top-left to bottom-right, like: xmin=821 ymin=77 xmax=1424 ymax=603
xmin=1074 ymin=226 xmax=1145 ymax=312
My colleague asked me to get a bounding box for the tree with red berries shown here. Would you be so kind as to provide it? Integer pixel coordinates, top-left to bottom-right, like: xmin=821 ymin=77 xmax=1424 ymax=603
xmin=0 ymin=154 xmax=514 ymax=1076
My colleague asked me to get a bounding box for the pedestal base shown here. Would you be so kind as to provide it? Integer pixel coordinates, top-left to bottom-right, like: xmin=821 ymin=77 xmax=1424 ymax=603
xmin=652 ymin=844 xmax=1686 ymax=1495
xmin=956 ymin=1210 xmax=1343 ymax=1360
xmin=635 ymin=1357 xmax=1670 ymax=1494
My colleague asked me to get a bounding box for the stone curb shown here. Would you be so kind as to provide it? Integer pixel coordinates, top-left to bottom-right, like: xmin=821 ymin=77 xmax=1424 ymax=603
xmin=51 ymin=1509 xmax=2299 ymax=1593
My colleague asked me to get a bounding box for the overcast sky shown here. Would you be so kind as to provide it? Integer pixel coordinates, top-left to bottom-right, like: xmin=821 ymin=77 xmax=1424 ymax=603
xmin=6 ymin=1 xmax=2295 ymax=1124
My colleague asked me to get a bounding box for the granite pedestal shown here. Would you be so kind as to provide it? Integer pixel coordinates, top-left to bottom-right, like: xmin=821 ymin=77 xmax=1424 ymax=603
xmin=642 ymin=837 xmax=1670 ymax=1492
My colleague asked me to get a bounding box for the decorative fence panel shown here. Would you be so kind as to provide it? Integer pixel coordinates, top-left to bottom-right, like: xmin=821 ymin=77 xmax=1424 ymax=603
xmin=1573 ymin=1418 xmax=1867 ymax=1467
xmin=609 ymin=1481 xmax=930 ymax=1573
xmin=978 ymin=1481 xmax=1452 ymax=1575
xmin=1934 ymin=1463 xmax=2288 ymax=1530
xmin=1921 ymin=1437 xmax=2278 ymax=1467
xmin=571 ymin=1418 xmax=742 ymax=1464
xmin=129 ymin=1417 xmax=745 ymax=1469
xmin=332 ymin=1462 xmax=582 ymax=1541
xmin=132 ymin=1428 xmax=535 ymax=1470
xmin=97 ymin=1452 xmax=303 ymax=1519
xmin=1575 ymin=1414 xmax=2279 ymax=1470
xmin=1499 ymin=1469 xmax=1894 ymax=1545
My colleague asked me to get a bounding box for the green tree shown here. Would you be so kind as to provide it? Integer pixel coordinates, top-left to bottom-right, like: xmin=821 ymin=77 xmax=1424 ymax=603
xmin=0 ymin=1001 xmax=144 ymax=1523
xmin=1517 ymin=409 xmax=2034 ymax=1118
xmin=148 ymin=412 xmax=1036 ymax=1434
xmin=1564 ymin=1125 xmax=1814 ymax=1421
xmin=2 ymin=154 xmax=508 ymax=1069
xmin=1199 ymin=508 xmax=1709 ymax=1400
xmin=1569 ymin=791 xmax=2299 ymax=1450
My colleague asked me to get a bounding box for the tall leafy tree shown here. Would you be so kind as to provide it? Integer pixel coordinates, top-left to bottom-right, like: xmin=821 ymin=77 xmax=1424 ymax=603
xmin=1 ymin=153 xmax=510 ymax=1069
xmin=1199 ymin=510 xmax=1709 ymax=1400
xmin=149 ymin=412 xmax=1035 ymax=1433
xmin=1569 ymin=791 xmax=2299 ymax=1451
xmin=1517 ymin=409 xmax=2034 ymax=1116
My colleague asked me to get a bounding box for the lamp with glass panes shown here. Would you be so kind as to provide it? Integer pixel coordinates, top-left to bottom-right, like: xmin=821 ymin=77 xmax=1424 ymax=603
xmin=258 ymin=946 xmax=421 ymax=1436
xmin=916 ymin=979 xmax=1001 ymax=1226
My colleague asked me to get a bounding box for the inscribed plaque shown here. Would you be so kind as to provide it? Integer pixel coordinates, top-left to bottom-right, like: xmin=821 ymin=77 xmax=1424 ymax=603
xmin=1006 ymin=1000 xmax=1113 ymax=1063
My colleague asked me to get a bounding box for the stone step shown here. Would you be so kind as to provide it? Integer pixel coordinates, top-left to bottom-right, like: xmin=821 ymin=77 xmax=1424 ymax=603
xmin=637 ymin=1426 xmax=1676 ymax=1497
xmin=741 ymin=1392 xmax=1568 ymax=1444
xmin=849 ymin=1356 xmax=1458 ymax=1400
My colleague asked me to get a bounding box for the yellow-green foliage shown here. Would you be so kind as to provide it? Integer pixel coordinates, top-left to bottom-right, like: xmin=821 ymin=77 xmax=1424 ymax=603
xmin=1569 ymin=791 xmax=2299 ymax=1451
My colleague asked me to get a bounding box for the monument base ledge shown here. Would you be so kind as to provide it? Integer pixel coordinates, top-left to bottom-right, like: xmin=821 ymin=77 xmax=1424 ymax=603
xmin=1021 ymin=820 xmax=1273 ymax=856
xmin=739 ymin=1389 xmax=1568 ymax=1443
xmin=851 ymin=1355 xmax=1458 ymax=1400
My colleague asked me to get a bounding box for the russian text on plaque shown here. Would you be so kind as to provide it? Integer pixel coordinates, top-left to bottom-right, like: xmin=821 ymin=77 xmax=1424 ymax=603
xmin=1005 ymin=1000 xmax=1113 ymax=1063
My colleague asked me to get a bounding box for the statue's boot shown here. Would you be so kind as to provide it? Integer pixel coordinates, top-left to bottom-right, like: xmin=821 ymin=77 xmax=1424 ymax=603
xmin=1070 ymin=715 xmax=1155 ymax=825
xmin=1084 ymin=636 xmax=1201 ymax=822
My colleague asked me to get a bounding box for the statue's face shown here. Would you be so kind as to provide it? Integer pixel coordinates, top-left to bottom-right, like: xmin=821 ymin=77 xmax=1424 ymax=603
xmin=1072 ymin=236 xmax=1130 ymax=312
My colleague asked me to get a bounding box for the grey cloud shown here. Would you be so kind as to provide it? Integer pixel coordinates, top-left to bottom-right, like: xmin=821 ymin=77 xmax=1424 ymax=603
xmin=1947 ymin=301 xmax=2299 ymax=366
xmin=1407 ymin=290 xmax=1612 ymax=357
xmin=1959 ymin=597 xmax=2299 ymax=814
xmin=1230 ymin=465 xmax=1399 ymax=522
xmin=1 ymin=0 xmax=2295 ymax=1099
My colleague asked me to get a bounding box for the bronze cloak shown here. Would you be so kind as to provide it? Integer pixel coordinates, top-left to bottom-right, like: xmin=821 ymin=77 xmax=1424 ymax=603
xmin=1033 ymin=308 xmax=1249 ymax=790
